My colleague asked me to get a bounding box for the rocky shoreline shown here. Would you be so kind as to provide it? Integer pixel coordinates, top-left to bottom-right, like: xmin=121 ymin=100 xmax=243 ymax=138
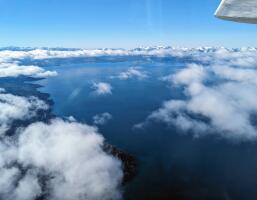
xmin=104 ymin=144 xmax=137 ymax=184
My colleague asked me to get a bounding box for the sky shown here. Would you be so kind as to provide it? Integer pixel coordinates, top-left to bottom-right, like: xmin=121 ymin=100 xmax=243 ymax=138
xmin=0 ymin=0 xmax=257 ymax=48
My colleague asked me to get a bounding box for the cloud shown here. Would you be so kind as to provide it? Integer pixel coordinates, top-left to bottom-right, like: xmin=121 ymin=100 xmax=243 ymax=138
xmin=172 ymin=63 xmax=207 ymax=85
xmin=0 ymin=92 xmax=48 ymax=135
xmin=65 ymin=116 xmax=77 ymax=122
xmin=116 ymin=67 xmax=148 ymax=80
xmin=68 ymin=88 xmax=81 ymax=100
xmin=13 ymin=170 xmax=42 ymax=200
xmin=0 ymin=46 xmax=256 ymax=61
xmin=0 ymin=62 xmax=57 ymax=78
xmin=212 ymin=65 xmax=257 ymax=84
xmin=148 ymin=100 xmax=209 ymax=135
xmin=18 ymin=119 xmax=123 ymax=200
xmin=149 ymin=82 xmax=257 ymax=140
xmin=93 ymin=112 xmax=112 ymax=125
xmin=0 ymin=48 xmax=130 ymax=60
xmin=92 ymin=82 xmax=112 ymax=95
xmin=0 ymin=119 xmax=123 ymax=200
xmin=0 ymin=48 xmax=57 ymax=78
xmin=0 ymin=47 xmax=256 ymax=80
xmin=0 ymin=89 xmax=123 ymax=200
xmin=141 ymin=49 xmax=257 ymax=141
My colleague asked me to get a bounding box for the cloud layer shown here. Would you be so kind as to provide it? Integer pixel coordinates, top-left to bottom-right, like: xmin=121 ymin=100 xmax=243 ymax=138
xmin=1 ymin=46 xmax=257 ymax=79
xmin=1 ymin=46 xmax=257 ymax=61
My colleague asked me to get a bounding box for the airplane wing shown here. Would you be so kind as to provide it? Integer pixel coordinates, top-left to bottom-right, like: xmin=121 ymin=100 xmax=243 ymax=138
xmin=215 ymin=0 xmax=257 ymax=24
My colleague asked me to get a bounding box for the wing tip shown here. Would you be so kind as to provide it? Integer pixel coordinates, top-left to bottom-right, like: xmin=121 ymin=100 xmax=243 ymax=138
xmin=214 ymin=0 xmax=257 ymax=24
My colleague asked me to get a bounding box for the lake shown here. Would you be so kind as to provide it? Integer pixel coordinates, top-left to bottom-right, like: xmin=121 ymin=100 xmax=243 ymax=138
xmin=35 ymin=55 xmax=257 ymax=200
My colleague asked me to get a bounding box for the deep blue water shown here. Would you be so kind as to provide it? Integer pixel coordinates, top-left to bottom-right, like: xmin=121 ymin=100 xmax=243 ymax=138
xmin=37 ymin=57 xmax=257 ymax=200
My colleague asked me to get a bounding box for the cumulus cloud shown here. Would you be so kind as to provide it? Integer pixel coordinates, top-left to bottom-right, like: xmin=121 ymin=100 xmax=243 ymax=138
xmin=93 ymin=112 xmax=112 ymax=125
xmin=18 ymin=119 xmax=123 ymax=200
xmin=149 ymin=82 xmax=257 ymax=140
xmin=0 ymin=48 xmax=57 ymax=78
xmin=0 ymin=88 xmax=123 ymax=200
xmin=148 ymin=100 xmax=209 ymax=134
xmin=92 ymin=82 xmax=112 ymax=95
xmin=13 ymin=170 xmax=42 ymax=200
xmin=172 ymin=63 xmax=207 ymax=85
xmin=0 ymin=118 xmax=123 ymax=200
xmin=0 ymin=92 xmax=48 ymax=135
xmin=212 ymin=65 xmax=257 ymax=84
xmin=116 ymin=67 xmax=148 ymax=80
xmin=0 ymin=62 xmax=57 ymax=78
xmin=141 ymin=48 xmax=257 ymax=141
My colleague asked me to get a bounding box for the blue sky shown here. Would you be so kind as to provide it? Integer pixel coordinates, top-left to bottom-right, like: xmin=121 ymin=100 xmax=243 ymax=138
xmin=0 ymin=0 xmax=256 ymax=48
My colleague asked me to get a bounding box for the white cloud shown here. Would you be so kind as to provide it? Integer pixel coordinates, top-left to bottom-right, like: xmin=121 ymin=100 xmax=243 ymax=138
xmin=65 ymin=116 xmax=77 ymax=122
xmin=148 ymin=99 xmax=209 ymax=136
xmin=212 ymin=65 xmax=257 ymax=84
xmin=93 ymin=112 xmax=112 ymax=125
xmin=13 ymin=170 xmax=42 ymax=200
xmin=92 ymin=82 xmax=112 ymax=95
xmin=141 ymin=48 xmax=257 ymax=141
xmin=0 ymin=91 xmax=123 ymax=200
xmin=152 ymin=69 xmax=257 ymax=140
xmin=172 ymin=64 xmax=207 ymax=85
xmin=0 ymin=46 xmax=256 ymax=61
xmin=0 ymin=87 xmax=122 ymax=200
xmin=0 ymin=62 xmax=57 ymax=78
xmin=18 ymin=119 xmax=123 ymax=200
xmin=0 ymin=92 xmax=48 ymax=135
xmin=0 ymin=167 xmax=20 ymax=197
xmin=0 ymin=48 xmax=57 ymax=78
xmin=0 ymin=119 xmax=123 ymax=200
xmin=0 ymin=47 xmax=257 ymax=80
xmin=116 ymin=67 xmax=148 ymax=80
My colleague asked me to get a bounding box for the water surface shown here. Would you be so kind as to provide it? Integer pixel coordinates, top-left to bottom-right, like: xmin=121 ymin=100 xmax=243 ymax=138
xmin=37 ymin=57 xmax=257 ymax=200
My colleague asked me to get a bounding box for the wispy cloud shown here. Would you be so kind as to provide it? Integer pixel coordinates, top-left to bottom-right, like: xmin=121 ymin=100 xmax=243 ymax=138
xmin=93 ymin=112 xmax=112 ymax=125
xmin=115 ymin=67 xmax=148 ymax=80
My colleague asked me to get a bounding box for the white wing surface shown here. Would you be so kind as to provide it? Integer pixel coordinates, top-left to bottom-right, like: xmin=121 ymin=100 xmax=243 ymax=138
xmin=215 ymin=0 xmax=257 ymax=24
